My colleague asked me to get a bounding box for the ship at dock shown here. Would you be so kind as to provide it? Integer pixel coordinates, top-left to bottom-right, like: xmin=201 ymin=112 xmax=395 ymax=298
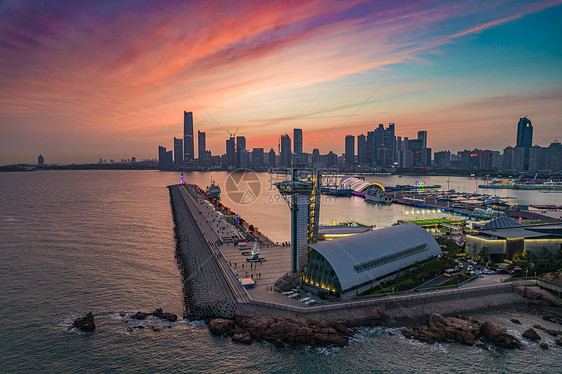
xmin=479 ymin=179 xmax=562 ymax=190
xmin=206 ymin=179 xmax=221 ymax=199
xmin=365 ymin=191 xmax=393 ymax=204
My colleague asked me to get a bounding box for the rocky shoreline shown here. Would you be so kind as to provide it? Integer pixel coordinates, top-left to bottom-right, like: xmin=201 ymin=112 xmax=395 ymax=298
xmin=208 ymin=315 xmax=353 ymax=347
xmin=208 ymin=286 xmax=562 ymax=350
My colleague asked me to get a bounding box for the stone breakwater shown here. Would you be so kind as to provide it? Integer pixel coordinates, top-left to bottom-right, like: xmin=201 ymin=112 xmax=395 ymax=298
xmin=169 ymin=185 xmax=237 ymax=320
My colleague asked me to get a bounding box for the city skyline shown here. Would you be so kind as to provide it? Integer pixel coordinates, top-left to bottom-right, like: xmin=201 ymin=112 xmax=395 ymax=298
xmin=1 ymin=0 xmax=562 ymax=164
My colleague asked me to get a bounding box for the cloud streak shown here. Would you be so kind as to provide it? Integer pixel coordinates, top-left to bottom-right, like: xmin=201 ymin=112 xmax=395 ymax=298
xmin=0 ymin=0 xmax=561 ymax=163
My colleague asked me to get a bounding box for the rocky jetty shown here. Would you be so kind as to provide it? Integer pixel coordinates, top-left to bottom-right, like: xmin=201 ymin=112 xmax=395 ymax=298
xmin=402 ymin=313 xmax=522 ymax=349
xmin=208 ymin=316 xmax=353 ymax=347
xmin=72 ymin=312 xmax=96 ymax=332
xmin=131 ymin=309 xmax=178 ymax=322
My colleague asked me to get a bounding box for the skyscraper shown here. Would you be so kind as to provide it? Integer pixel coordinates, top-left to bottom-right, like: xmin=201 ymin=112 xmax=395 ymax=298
xmin=345 ymin=135 xmax=355 ymax=165
xmin=174 ymin=137 xmax=183 ymax=166
xmin=280 ymin=134 xmax=292 ymax=167
xmin=268 ymin=148 xmax=276 ymax=167
xmin=198 ymin=130 xmax=206 ymax=160
xmin=516 ymin=117 xmax=533 ymax=149
xmin=158 ymin=146 xmax=167 ymax=169
xmin=226 ymin=137 xmax=235 ymax=167
xmin=293 ymin=128 xmax=303 ymax=154
xmin=357 ymin=134 xmax=367 ymax=164
xmin=37 ymin=154 xmax=44 ymax=166
xmin=417 ymin=131 xmax=427 ymax=149
xmin=183 ymin=111 xmax=194 ymax=162
xmin=236 ymin=136 xmax=246 ymax=168
xmin=252 ymin=148 xmax=264 ymax=168
xmin=516 ymin=117 xmax=533 ymax=169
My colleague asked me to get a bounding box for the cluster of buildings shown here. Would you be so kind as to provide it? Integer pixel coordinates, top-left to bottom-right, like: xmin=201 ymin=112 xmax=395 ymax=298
xmin=157 ymin=113 xmax=561 ymax=174
xmin=434 ymin=118 xmax=561 ymax=173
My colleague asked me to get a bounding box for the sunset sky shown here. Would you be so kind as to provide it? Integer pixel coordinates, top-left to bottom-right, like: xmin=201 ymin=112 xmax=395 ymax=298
xmin=1 ymin=0 xmax=561 ymax=164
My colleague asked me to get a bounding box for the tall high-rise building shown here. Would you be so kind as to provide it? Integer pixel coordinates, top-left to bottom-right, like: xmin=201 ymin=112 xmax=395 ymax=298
xmin=502 ymin=146 xmax=514 ymax=170
xmin=226 ymin=137 xmax=235 ymax=167
xmin=385 ymin=123 xmax=396 ymax=165
xmin=345 ymin=135 xmax=355 ymax=165
xmin=546 ymin=140 xmax=561 ymax=171
xmin=516 ymin=117 xmax=533 ymax=149
xmin=418 ymin=131 xmax=427 ymax=149
xmin=293 ymin=128 xmax=303 ymax=154
xmin=512 ymin=146 xmax=525 ymax=171
xmin=516 ymin=117 xmax=533 ymax=169
xmin=183 ymin=111 xmax=194 ymax=162
xmin=268 ymin=148 xmax=276 ymax=167
xmin=198 ymin=131 xmax=206 ymax=160
xmin=280 ymin=134 xmax=292 ymax=167
xmin=252 ymin=148 xmax=264 ymax=168
xmin=357 ymin=134 xmax=367 ymax=164
xmin=158 ymin=146 xmax=167 ymax=169
xmin=37 ymin=154 xmax=44 ymax=166
xmin=174 ymin=137 xmax=183 ymax=166
xmin=236 ymin=136 xmax=246 ymax=168
xmin=367 ymin=130 xmax=376 ymax=165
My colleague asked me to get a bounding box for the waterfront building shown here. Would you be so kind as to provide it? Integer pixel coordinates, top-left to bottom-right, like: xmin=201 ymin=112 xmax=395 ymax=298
xmin=251 ymin=148 xmax=264 ymax=169
xmin=326 ymin=151 xmax=338 ymax=167
xmin=466 ymin=220 xmax=562 ymax=262
xmin=239 ymin=149 xmax=249 ymax=168
xmin=516 ymin=117 xmax=533 ymax=148
xmin=398 ymin=149 xmax=413 ymax=168
xmin=502 ymin=146 xmax=514 ymax=171
xmin=512 ymin=146 xmax=525 ymax=171
xmin=367 ymin=130 xmax=376 ymax=165
xmin=198 ymin=131 xmax=206 ymax=163
xmin=479 ymin=150 xmax=494 ymax=170
xmin=546 ymin=140 xmax=562 ymax=171
xmin=293 ymin=128 xmax=303 ymax=154
xmin=516 ymin=117 xmax=533 ymax=169
xmin=158 ymin=145 xmax=167 ymax=169
xmin=226 ymin=137 xmax=235 ymax=167
xmin=174 ymin=137 xmax=183 ymax=166
xmin=37 ymin=154 xmax=44 ymax=166
xmin=433 ymin=151 xmax=451 ymax=168
xmin=268 ymin=148 xmax=276 ymax=167
xmin=312 ymin=149 xmax=320 ymax=164
xmin=236 ymin=136 xmax=246 ymax=168
xmin=165 ymin=150 xmax=173 ymax=168
xmin=183 ymin=111 xmax=194 ymax=163
xmin=280 ymin=134 xmax=292 ymax=167
xmin=339 ymin=176 xmax=385 ymax=196
xmin=357 ymin=134 xmax=367 ymax=164
xmin=345 ymin=135 xmax=355 ymax=165
xmin=528 ymin=145 xmax=545 ymax=171
xmin=406 ymin=139 xmax=423 ymax=167
xmin=303 ymin=223 xmax=441 ymax=299
xmin=491 ymin=151 xmax=502 ymax=169
xmin=469 ymin=153 xmax=479 ymax=170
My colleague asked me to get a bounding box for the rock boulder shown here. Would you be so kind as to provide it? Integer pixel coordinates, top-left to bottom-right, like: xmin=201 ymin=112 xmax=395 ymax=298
xmin=522 ymin=328 xmax=541 ymax=340
xmin=72 ymin=312 xmax=96 ymax=332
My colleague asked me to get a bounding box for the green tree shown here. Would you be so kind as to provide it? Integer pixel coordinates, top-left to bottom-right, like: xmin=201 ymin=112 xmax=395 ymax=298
xmin=478 ymin=246 xmax=490 ymax=262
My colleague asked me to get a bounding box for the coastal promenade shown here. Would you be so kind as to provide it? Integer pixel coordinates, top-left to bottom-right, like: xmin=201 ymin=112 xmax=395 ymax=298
xmin=169 ymin=184 xmax=550 ymax=325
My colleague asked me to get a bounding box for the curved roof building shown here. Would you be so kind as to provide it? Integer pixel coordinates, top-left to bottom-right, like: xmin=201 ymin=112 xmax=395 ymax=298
xmin=339 ymin=176 xmax=385 ymax=196
xmin=304 ymin=223 xmax=441 ymax=298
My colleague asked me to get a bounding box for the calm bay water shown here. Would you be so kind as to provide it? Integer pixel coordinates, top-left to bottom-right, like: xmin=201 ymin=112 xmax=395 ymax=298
xmin=0 ymin=170 xmax=560 ymax=373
